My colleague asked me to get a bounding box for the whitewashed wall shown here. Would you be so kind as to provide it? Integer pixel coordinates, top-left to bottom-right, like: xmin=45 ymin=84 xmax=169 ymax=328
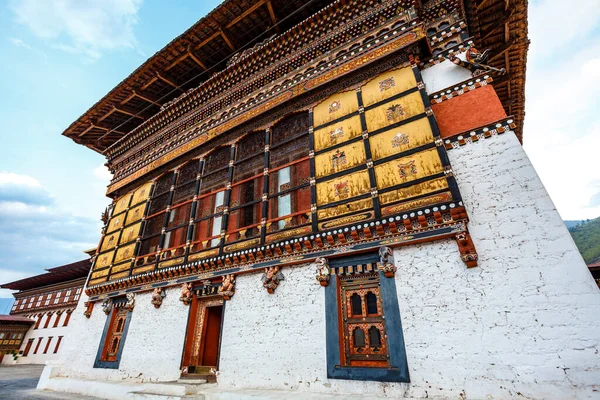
xmin=51 ymin=133 xmax=600 ymax=398
xmin=217 ymin=131 xmax=600 ymax=399
xmin=56 ymin=289 xmax=188 ymax=382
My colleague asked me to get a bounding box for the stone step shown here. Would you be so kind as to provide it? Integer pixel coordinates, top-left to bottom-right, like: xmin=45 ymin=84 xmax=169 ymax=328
xmin=129 ymin=391 xmax=196 ymax=400
xmin=177 ymin=378 xmax=207 ymax=385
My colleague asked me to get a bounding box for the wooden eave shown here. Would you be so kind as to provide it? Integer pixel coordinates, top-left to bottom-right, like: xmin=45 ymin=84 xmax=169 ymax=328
xmin=62 ymin=0 xmax=335 ymax=153
xmin=463 ymin=0 xmax=529 ymax=142
xmin=1 ymin=259 xmax=91 ymax=291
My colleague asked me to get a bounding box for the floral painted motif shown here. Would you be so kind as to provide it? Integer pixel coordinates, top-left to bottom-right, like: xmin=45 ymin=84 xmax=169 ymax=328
xmin=385 ymin=104 xmax=404 ymax=121
xmin=334 ymin=181 xmax=350 ymax=197
xmin=397 ymin=160 xmax=417 ymax=178
xmin=329 ymin=100 xmax=342 ymax=113
xmin=379 ymin=77 xmax=396 ymax=92
xmin=331 ymin=149 xmax=348 ymax=169
xmin=329 ymin=127 xmax=344 ymax=142
xmin=391 ymin=133 xmax=409 ymax=147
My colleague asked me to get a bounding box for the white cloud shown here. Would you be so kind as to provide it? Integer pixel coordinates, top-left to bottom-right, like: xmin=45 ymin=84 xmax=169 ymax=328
xmin=0 ymin=172 xmax=98 ymax=287
xmin=10 ymin=0 xmax=143 ymax=61
xmin=8 ymin=37 xmax=32 ymax=50
xmin=0 ymin=171 xmax=42 ymax=187
xmin=523 ymin=1 xmax=600 ymax=220
xmin=93 ymin=164 xmax=113 ymax=181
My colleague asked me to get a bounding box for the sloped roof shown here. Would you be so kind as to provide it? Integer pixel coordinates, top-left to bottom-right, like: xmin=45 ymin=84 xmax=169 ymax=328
xmin=1 ymin=259 xmax=91 ymax=291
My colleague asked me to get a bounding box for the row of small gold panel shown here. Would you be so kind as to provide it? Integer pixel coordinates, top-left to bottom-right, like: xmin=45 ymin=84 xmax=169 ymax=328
xmin=313 ymin=66 xmax=448 ymax=213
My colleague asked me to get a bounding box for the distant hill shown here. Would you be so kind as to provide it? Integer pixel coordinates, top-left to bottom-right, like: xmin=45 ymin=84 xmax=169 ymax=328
xmin=565 ymin=220 xmax=585 ymax=229
xmin=568 ymin=217 xmax=600 ymax=264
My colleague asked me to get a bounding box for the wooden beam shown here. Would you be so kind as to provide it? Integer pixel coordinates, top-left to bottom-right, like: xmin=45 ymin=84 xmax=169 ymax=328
xmin=79 ymin=123 xmax=126 ymax=137
xmin=112 ymin=106 xmax=145 ymax=120
xmin=266 ymin=1 xmax=280 ymax=33
xmin=488 ymin=38 xmax=515 ymax=62
xmin=165 ymin=52 xmax=191 ymax=72
xmin=156 ymin=72 xmax=183 ymax=91
xmin=140 ymin=76 xmax=158 ymax=91
xmin=480 ymin=9 xmax=513 ymax=41
xmin=194 ymin=31 xmax=221 ymax=51
xmin=98 ymin=107 xmax=117 ymax=123
xmin=120 ymin=92 xmax=137 ymax=105
xmin=187 ymin=46 xmax=207 ymax=69
xmin=225 ymin=0 xmax=268 ymax=28
xmin=477 ymin=0 xmax=494 ymax=11
xmin=220 ymin=29 xmax=236 ymax=51
xmin=133 ymin=91 xmax=162 ymax=107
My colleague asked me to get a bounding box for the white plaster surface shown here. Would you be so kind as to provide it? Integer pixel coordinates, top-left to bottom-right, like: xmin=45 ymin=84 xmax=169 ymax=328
xmin=421 ymin=57 xmax=472 ymax=94
xmin=48 ymin=131 xmax=600 ymax=399
xmin=54 ymin=288 xmax=188 ymax=383
xmin=0 ymin=307 xmax=74 ymax=366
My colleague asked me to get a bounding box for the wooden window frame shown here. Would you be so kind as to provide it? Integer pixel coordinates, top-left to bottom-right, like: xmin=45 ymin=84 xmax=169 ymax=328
xmin=33 ymin=337 xmax=43 ymax=354
xmin=94 ymin=297 xmax=133 ymax=369
xmin=43 ymin=337 xmax=53 ymax=354
xmin=63 ymin=311 xmax=72 ymax=327
xmin=53 ymin=336 xmax=63 ymax=354
xmin=324 ymin=252 xmax=409 ymax=382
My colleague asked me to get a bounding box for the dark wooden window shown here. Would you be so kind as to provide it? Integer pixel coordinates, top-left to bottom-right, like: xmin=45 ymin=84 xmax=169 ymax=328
xmin=53 ymin=313 xmax=61 ymax=328
xmin=193 ymin=146 xmax=230 ymax=250
xmin=268 ymin=113 xmax=311 ymax=232
xmin=43 ymin=337 xmax=53 ymax=354
xmin=227 ymin=131 xmax=264 ymax=242
xmin=33 ymin=337 xmax=43 ymax=354
xmin=23 ymin=338 xmax=34 ymax=356
xmin=43 ymin=314 xmax=52 ymax=329
xmin=34 ymin=315 xmax=42 ymax=329
xmin=53 ymin=336 xmax=63 ymax=354
xmin=325 ymin=252 xmax=409 ymax=382
xmin=63 ymin=311 xmax=72 ymax=327
xmin=95 ymin=300 xmax=132 ymax=369
xmin=339 ymin=273 xmax=389 ymax=367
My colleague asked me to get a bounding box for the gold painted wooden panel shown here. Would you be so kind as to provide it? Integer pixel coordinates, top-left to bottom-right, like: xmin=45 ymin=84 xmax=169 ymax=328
xmin=125 ymin=204 xmax=146 ymax=225
xmin=374 ymin=148 xmax=443 ymax=190
xmin=365 ymin=91 xmax=425 ymax=132
xmin=110 ymin=271 xmax=130 ymax=280
xmin=132 ymin=181 xmax=152 ymax=205
xmin=133 ymin=265 xmax=155 ymax=275
xmin=316 ymin=170 xmax=370 ymax=205
xmin=314 ymin=115 xmax=362 ymax=151
xmin=318 ymin=211 xmax=374 ymax=230
xmin=317 ymin=197 xmax=373 ymax=220
xmin=266 ymin=226 xmax=312 ymax=243
xmin=379 ymin=178 xmax=449 ymax=206
xmin=91 ymin=269 xmax=109 ymax=279
xmin=361 ymin=67 xmax=417 ymax=106
xmin=313 ymin=90 xmax=359 ymax=127
xmin=100 ymin=232 xmax=119 ymax=252
xmin=369 ymin=118 xmax=434 ymax=160
xmin=106 ymin=213 xmax=125 ymax=234
xmin=315 ymin=142 xmax=366 ymax=178
xmin=119 ymin=222 xmax=141 ymax=244
xmin=95 ymin=251 xmax=115 ymax=270
xmin=114 ymin=244 xmax=135 ymax=263
xmin=188 ymin=249 xmax=219 ymax=261
xmin=159 ymin=257 xmax=185 ymax=269
xmin=113 ymin=193 xmax=132 ymax=215
xmin=88 ymin=277 xmax=107 ymax=286
xmin=111 ymin=262 xmax=130 ymax=274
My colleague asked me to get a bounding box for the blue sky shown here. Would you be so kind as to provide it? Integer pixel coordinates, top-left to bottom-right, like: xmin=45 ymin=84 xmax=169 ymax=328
xmin=0 ymin=0 xmax=599 ymax=297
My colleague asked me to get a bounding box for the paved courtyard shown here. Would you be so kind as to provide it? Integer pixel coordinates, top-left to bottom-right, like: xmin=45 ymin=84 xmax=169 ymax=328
xmin=0 ymin=365 xmax=101 ymax=400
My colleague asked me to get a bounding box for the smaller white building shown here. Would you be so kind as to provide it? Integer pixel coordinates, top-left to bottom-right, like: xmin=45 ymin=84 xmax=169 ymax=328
xmin=0 ymin=258 xmax=90 ymax=365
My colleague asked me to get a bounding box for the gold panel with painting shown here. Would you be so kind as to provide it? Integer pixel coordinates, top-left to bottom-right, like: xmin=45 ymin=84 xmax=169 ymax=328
xmin=313 ymin=90 xmax=359 ymax=127
xmin=106 ymin=213 xmax=125 ymax=234
xmin=369 ymin=118 xmax=434 ymax=160
xmin=91 ymin=269 xmax=109 ymax=279
xmin=100 ymin=232 xmax=119 ymax=252
xmin=361 ymin=67 xmax=417 ymax=107
xmin=374 ymin=149 xmax=443 ymax=190
xmin=114 ymin=244 xmax=136 ymax=264
xmin=131 ymin=181 xmax=152 ymax=205
xmin=378 ymin=178 xmax=449 ymax=205
xmin=125 ymin=204 xmax=146 ymax=225
xmin=94 ymin=251 xmax=115 ymax=270
xmin=365 ymin=91 xmax=425 ymax=132
xmin=315 ymin=141 xmax=366 ymax=178
xmin=119 ymin=222 xmax=141 ymax=244
xmin=313 ymin=115 xmax=362 ymax=152
xmin=112 ymin=193 xmax=132 ymax=215
xmin=110 ymin=271 xmax=130 ymax=280
xmin=317 ymin=197 xmax=373 ymax=220
xmin=111 ymin=262 xmax=130 ymax=273
xmin=316 ymin=170 xmax=370 ymax=205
